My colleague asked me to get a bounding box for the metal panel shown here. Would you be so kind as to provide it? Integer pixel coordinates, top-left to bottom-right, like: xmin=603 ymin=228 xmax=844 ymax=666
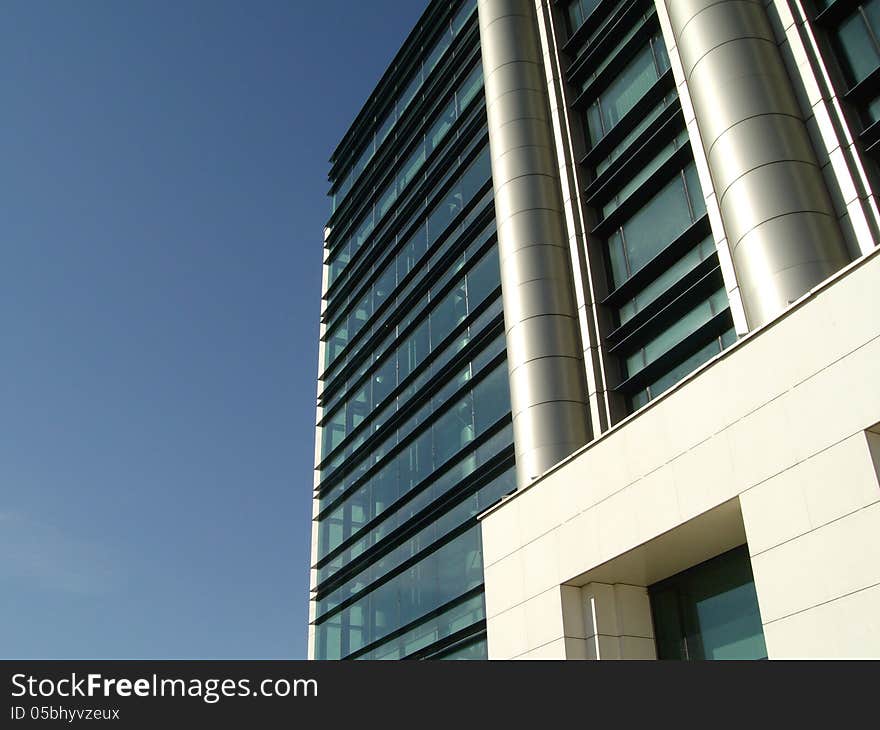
xmin=733 ymin=212 xmax=844 ymax=323
xmin=664 ymin=0 xmax=850 ymax=328
xmin=502 ymin=243 xmax=573 ymax=286
xmin=508 ymin=357 xmax=589 ymax=415
xmin=722 ymin=161 xmax=838 ymax=245
xmin=479 ymin=0 xmax=591 ymax=486
xmin=494 ymin=173 xmax=564 ymax=223
xmin=512 ymin=401 xmax=590 ymax=463
xmin=498 ymin=210 xmax=569 ymax=252
xmin=489 ymin=117 xmax=554 ymax=157
xmin=493 ymin=142 xmax=561 ymax=182
xmin=485 ymin=61 xmax=546 ymax=97
xmin=707 ymin=115 xmax=816 ymax=198
xmin=505 ymin=314 xmax=584 ymax=364
xmin=487 ymin=87 xmax=552 ymax=124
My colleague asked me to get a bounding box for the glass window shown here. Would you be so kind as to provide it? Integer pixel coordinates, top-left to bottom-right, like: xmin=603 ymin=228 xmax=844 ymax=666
xmin=653 ymin=35 xmax=670 ymax=74
xmin=836 ymin=4 xmax=880 ymax=85
xmin=324 ymin=326 xmax=349 ymax=371
xmin=319 ymin=502 xmax=344 ymax=557
xmin=649 ymin=546 xmax=768 ymax=660
xmin=438 ymin=638 xmax=488 ymax=660
xmin=566 ymin=0 xmax=600 ymax=32
xmin=322 ymin=471 xmax=518 ymax=619
xmin=376 ymin=179 xmax=398 ymax=221
xmin=320 ymin=425 xmax=512 ymax=588
xmin=583 ymin=33 xmax=668 ymax=147
xmin=618 ymin=236 xmax=716 ymax=324
xmin=327 ymin=139 xmax=489 ymax=341
xmin=601 ymin=130 xmax=690 ymax=219
xmin=476 ymin=465 xmax=516 ymax=510
xmin=427 ymin=98 xmax=457 ymax=157
xmin=322 ymin=407 xmax=346 ymax=459
xmin=373 ymin=264 xmax=396 ymax=313
xmin=327 ymin=4 xmax=481 ymax=220
xmin=347 ymin=294 xmax=371 ymax=342
xmin=398 ymin=322 xmax=430 ymax=383
xmin=568 ymin=1 xmax=585 ymax=32
xmin=607 ymin=230 xmax=629 ymax=287
xmin=865 ymin=0 xmax=880 ymax=36
xmin=866 ymin=94 xmax=880 ymax=124
xmin=428 ymin=187 xmax=464 ymax=247
xmin=355 ymin=592 xmax=486 ymax=661
xmin=460 ymin=147 xmax=491 ymax=202
xmin=586 ymin=44 xmax=656 ymax=144
xmin=376 ymin=110 xmax=395 ymax=146
xmin=318 ymin=621 xmax=342 ymax=660
xmin=348 ymin=383 xmax=369 ymax=431
xmin=399 ymin=140 xmax=426 ymax=192
xmin=430 ymin=280 xmax=468 ymax=347
xmin=317 ymin=346 xmax=509 ymax=558
xmin=328 ymin=239 xmax=351 ymax=288
xmin=579 ymin=13 xmax=647 ymax=92
xmin=607 ymin=164 xmax=701 ymax=288
xmin=595 ymin=93 xmax=678 ymax=176
xmin=452 ymin=0 xmax=476 ymax=35
xmin=684 ymin=162 xmax=706 ymax=218
xmin=473 ymin=362 xmax=510 ymax=434
xmin=630 ymin=327 xmax=735 ymax=409
xmin=466 ymin=245 xmax=500 ymax=308
xmin=625 ymin=287 xmax=728 ymax=378
xmin=810 ymin=1 xmax=880 ymax=131
xmin=371 ymin=460 xmax=399 ymax=518
xmin=397 ymin=225 xmax=428 ymax=282
xmin=457 ymin=63 xmax=483 ymax=114
xmin=336 ymin=538 xmax=486 ymax=659
xmin=353 ymin=210 xmax=375 ymax=253
xmin=425 ymin=27 xmax=453 ymax=76
xmin=433 ymin=394 xmax=475 ymax=466
xmin=322 ymin=249 xmax=500 ymax=484
xmin=354 ymin=141 xmax=374 ymax=180
xmin=372 ymin=355 xmax=396 ymax=406
xmin=400 ymin=429 xmax=434 ymax=493
xmin=648 ymin=336 xmax=719 ymax=390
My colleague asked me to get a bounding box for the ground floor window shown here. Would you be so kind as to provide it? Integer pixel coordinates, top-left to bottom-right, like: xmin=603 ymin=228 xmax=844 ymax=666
xmin=649 ymin=545 xmax=767 ymax=660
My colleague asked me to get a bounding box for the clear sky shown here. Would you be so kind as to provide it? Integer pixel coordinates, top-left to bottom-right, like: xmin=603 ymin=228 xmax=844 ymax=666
xmin=1 ymin=0 xmax=426 ymax=659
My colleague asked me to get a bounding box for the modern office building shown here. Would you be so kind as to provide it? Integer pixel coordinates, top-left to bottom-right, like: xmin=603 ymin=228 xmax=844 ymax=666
xmin=310 ymin=0 xmax=880 ymax=660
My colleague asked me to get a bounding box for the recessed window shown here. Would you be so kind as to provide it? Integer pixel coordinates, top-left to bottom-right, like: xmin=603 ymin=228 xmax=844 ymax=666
xmin=814 ymin=0 xmax=880 ymax=134
xmin=649 ymin=545 xmax=768 ymax=660
xmin=566 ymin=0 xmax=601 ymax=34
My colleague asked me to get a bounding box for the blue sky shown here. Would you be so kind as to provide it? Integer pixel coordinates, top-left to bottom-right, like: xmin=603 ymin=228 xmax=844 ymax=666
xmin=1 ymin=0 xmax=425 ymax=659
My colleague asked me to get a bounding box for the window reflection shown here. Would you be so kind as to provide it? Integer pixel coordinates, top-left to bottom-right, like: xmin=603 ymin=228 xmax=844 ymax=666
xmin=566 ymin=0 xmax=601 ymax=33
xmin=316 ymin=526 xmax=485 ymax=659
xmin=329 ymin=0 xmax=478 ymax=215
xmin=318 ymin=242 xmax=499 ymax=473
xmin=316 ymin=357 xmax=511 ymax=561
xmin=583 ymin=34 xmax=669 ymax=147
xmin=323 ymin=145 xmax=491 ymax=375
xmin=649 ymin=546 xmax=768 ymax=660
xmin=317 ymin=466 xmax=515 ymax=623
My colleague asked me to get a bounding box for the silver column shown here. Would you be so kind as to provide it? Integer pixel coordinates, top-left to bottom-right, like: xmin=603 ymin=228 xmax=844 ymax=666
xmin=478 ymin=0 xmax=591 ymax=487
xmin=665 ymin=0 xmax=850 ymax=328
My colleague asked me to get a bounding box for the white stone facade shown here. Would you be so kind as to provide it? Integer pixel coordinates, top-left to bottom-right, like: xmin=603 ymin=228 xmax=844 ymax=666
xmin=480 ymin=247 xmax=880 ymax=658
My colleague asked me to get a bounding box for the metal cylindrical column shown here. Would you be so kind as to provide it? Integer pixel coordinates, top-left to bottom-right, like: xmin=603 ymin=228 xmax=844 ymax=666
xmin=665 ymin=0 xmax=850 ymax=328
xmin=478 ymin=0 xmax=591 ymax=487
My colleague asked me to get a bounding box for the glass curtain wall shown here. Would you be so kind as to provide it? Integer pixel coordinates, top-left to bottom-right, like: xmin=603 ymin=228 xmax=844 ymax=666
xmin=562 ymin=0 xmax=735 ymax=411
xmin=313 ymin=0 xmax=514 ymax=661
